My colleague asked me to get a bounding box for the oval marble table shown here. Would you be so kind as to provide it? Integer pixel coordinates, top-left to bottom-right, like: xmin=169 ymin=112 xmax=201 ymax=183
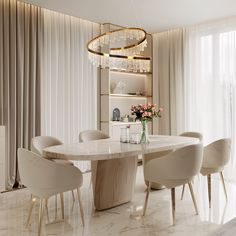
xmin=43 ymin=135 xmax=198 ymax=211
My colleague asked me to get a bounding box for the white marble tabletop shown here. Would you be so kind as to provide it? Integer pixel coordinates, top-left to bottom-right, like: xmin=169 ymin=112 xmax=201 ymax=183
xmin=43 ymin=135 xmax=199 ymax=161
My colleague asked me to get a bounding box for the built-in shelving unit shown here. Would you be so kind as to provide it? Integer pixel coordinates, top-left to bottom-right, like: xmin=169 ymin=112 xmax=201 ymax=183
xmin=99 ymin=23 xmax=153 ymax=139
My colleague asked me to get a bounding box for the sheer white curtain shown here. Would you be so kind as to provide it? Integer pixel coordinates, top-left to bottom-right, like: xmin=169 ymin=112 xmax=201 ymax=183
xmin=184 ymin=17 xmax=236 ymax=178
xmin=153 ymin=17 xmax=236 ymax=179
xmin=41 ymin=9 xmax=100 ymax=172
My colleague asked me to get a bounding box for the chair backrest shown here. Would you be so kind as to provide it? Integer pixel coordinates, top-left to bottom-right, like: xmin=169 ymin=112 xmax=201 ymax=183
xmin=145 ymin=143 xmax=203 ymax=187
xmin=31 ymin=136 xmax=63 ymax=155
xmin=18 ymin=148 xmax=82 ymax=198
xmin=202 ymin=138 xmax=231 ymax=168
xmin=179 ymin=131 xmax=203 ymax=142
xmin=79 ymin=130 xmax=109 ymax=142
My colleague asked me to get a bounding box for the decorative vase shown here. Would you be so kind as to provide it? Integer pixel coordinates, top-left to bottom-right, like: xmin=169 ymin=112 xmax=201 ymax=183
xmin=140 ymin=120 xmax=150 ymax=143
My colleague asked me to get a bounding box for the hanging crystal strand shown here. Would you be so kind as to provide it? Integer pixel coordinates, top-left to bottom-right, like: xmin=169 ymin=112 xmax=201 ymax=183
xmin=109 ymin=57 xmax=112 ymax=69
xmin=138 ymin=60 xmax=142 ymax=73
xmin=111 ymin=31 xmax=115 ymax=43
xmin=112 ymin=57 xmax=117 ymax=70
xmin=97 ymin=55 xmax=100 ymax=67
xmin=112 ymin=57 xmax=116 ymax=70
xmin=105 ymin=34 xmax=109 ymax=45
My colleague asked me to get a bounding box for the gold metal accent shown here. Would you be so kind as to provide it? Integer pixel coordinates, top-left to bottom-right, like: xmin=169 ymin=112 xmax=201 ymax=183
xmin=87 ymin=27 xmax=151 ymax=61
xmin=220 ymin=172 xmax=228 ymax=201
xmin=171 ymin=188 xmax=176 ymax=226
xmin=102 ymin=22 xmax=152 ymax=36
xmin=188 ymin=182 xmax=198 ymax=215
xmin=207 ymin=174 xmax=211 ymax=208
xmin=143 ymin=181 xmax=151 ymax=216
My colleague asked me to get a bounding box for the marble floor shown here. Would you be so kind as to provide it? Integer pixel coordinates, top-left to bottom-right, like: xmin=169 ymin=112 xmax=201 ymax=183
xmin=1 ymin=166 xmax=236 ymax=236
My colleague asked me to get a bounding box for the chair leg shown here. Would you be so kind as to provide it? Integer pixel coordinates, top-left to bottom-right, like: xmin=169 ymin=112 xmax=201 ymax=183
xmin=71 ymin=190 xmax=75 ymax=202
xmin=171 ymin=188 xmax=176 ymax=226
xmin=45 ymin=198 xmax=50 ymax=223
xmin=220 ymin=172 xmax=228 ymax=201
xmin=38 ymin=198 xmax=45 ymax=236
xmin=181 ymin=184 xmax=185 ymax=200
xmin=188 ymin=182 xmax=198 ymax=215
xmin=77 ymin=188 xmax=85 ymax=226
xmin=207 ymin=174 xmax=211 ymax=208
xmin=55 ymin=195 xmax=58 ymax=219
xmin=60 ymin=193 xmax=65 ymax=219
xmin=26 ymin=198 xmax=36 ymax=228
xmin=143 ymin=181 xmax=151 ymax=216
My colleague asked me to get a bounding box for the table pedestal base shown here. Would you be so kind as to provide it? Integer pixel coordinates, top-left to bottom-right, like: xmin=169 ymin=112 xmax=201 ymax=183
xmin=92 ymin=156 xmax=138 ymax=211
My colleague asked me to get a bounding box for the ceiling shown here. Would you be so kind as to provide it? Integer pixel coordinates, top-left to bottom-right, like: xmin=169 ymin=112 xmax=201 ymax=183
xmin=23 ymin=0 xmax=236 ymax=33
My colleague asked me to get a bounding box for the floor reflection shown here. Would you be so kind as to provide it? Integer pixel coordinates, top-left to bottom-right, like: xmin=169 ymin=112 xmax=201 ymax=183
xmin=0 ymin=166 xmax=236 ymax=235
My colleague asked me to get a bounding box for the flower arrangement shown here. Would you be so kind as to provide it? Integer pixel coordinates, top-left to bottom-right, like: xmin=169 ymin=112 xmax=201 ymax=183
xmin=131 ymin=103 xmax=163 ymax=143
xmin=131 ymin=103 xmax=163 ymax=121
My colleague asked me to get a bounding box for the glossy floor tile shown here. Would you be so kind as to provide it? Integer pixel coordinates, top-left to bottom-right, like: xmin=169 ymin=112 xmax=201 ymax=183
xmin=0 ymin=166 xmax=236 ymax=236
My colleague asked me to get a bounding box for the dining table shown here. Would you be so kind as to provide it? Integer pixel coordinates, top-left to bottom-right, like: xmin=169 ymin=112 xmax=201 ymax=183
xmin=43 ymin=135 xmax=199 ymax=211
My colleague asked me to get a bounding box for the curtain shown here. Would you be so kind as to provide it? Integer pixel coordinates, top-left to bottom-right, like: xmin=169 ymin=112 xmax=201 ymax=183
xmin=41 ymin=9 xmax=100 ymax=172
xmin=153 ymin=17 xmax=236 ymax=179
xmin=184 ymin=17 xmax=236 ymax=179
xmin=0 ymin=0 xmax=42 ymax=187
xmin=153 ymin=29 xmax=186 ymax=135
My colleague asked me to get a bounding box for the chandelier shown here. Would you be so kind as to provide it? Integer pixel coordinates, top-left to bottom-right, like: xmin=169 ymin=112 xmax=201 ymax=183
xmin=87 ymin=28 xmax=151 ymax=73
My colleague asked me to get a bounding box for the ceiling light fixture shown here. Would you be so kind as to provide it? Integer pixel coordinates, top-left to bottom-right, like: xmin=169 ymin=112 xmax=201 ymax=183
xmin=87 ymin=27 xmax=151 ymax=72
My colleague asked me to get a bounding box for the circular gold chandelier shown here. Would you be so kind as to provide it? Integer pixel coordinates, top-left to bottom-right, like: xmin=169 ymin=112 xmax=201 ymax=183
xmin=87 ymin=28 xmax=151 ymax=72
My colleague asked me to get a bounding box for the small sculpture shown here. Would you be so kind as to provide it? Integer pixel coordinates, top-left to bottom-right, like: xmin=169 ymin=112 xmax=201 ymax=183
xmin=112 ymin=108 xmax=120 ymax=121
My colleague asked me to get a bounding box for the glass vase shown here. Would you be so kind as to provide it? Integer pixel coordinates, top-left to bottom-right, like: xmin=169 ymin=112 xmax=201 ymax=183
xmin=140 ymin=120 xmax=149 ymax=143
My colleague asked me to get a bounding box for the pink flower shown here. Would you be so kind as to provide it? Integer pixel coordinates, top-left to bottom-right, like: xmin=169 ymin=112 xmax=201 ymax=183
xmin=159 ymin=107 xmax=164 ymax=112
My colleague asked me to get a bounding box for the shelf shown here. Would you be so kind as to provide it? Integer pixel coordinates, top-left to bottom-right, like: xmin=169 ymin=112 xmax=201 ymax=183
xmin=110 ymin=94 xmax=152 ymax=98
xmin=110 ymin=69 xmax=152 ymax=75
xmin=110 ymin=121 xmax=141 ymax=126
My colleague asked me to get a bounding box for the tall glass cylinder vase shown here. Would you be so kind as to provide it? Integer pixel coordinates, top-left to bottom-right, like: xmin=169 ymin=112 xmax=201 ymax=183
xmin=140 ymin=120 xmax=149 ymax=143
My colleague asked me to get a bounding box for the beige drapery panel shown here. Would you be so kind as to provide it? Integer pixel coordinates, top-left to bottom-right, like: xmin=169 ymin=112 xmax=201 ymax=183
xmin=153 ymin=28 xmax=186 ymax=135
xmin=0 ymin=0 xmax=42 ymax=187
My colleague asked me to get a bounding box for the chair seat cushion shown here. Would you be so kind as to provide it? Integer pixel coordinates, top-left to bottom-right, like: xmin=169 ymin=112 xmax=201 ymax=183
xmin=52 ymin=159 xmax=74 ymax=166
xmin=147 ymin=177 xmax=193 ymax=189
xmin=200 ymin=167 xmax=223 ymax=176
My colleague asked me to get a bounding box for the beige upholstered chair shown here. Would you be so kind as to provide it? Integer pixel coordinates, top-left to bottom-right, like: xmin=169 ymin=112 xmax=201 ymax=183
xmin=179 ymin=132 xmax=203 ymax=142
xmin=79 ymin=130 xmax=110 ymax=202
xmin=143 ymin=132 xmax=203 ymax=190
xmin=200 ymin=138 xmax=231 ymax=208
xmin=180 ymin=132 xmax=203 ymax=200
xmin=143 ymin=143 xmax=203 ymax=225
xmin=31 ymin=136 xmax=73 ymax=165
xmin=31 ymin=136 xmax=76 ymax=220
xmin=18 ymin=148 xmax=84 ymax=235
xmin=79 ymin=130 xmax=109 ymax=142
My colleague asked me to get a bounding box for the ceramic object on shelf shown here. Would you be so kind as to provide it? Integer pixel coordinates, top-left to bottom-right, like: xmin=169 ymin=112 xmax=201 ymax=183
xmin=113 ymin=81 xmax=126 ymax=94
xmin=122 ymin=114 xmax=129 ymax=123
xmin=112 ymin=108 xmax=120 ymax=121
